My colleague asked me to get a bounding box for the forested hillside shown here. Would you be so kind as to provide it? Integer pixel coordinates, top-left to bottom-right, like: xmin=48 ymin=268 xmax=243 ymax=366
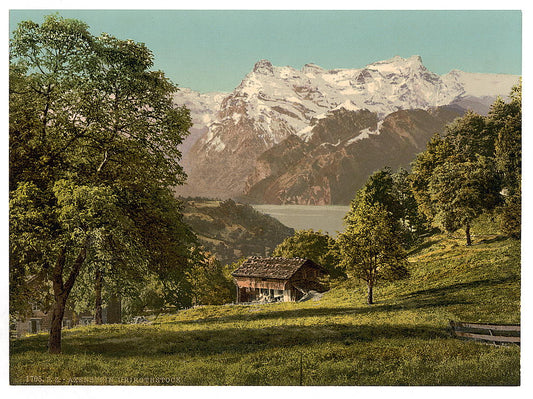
xmin=181 ymin=198 xmax=294 ymax=265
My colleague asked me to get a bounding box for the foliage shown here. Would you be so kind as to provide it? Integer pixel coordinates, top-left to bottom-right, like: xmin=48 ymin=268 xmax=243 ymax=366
xmin=410 ymin=134 xmax=454 ymax=221
xmin=429 ymin=157 xmax=501 ymax=245
xmin=352 ymin=167 xmax=428 ymax=247
xmin=490 ymin=82 xmax=522 ymax=237
xmin=338 ymin=202 xmax=408 ymax=304
xmin=392 ymin=168 xmax=430 ymax=243
xmin=186 ymin=248 xmax=234 ymax=306
xmin=410 ymin=83 xmax=521 ymax=244
xmin=272 ymin=229 xmax=344 ymax=278
xmin=498 ymin=190 xmax=521 ymax=238
xmin=9 ymin=14 xmax=193 ymax=352
xmin=444 ymin=110 xmax=494 ymax=160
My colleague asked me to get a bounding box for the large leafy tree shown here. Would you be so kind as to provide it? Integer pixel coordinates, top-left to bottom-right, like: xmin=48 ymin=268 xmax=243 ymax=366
xmin=392 ymin=168 xmax=429 ymax=244
xmin=429 ymin=157 xmax=501 ymax=245
xmin=10 ymin=15 xmax=193 ymax=353
xmin=338 ymin=202 xmax=408 ymax=305
xmin=410 ymin=133 xmax=454 ymax=221
xmin=410 ymin=86 xmax=522 ymax=244
xmin=444 ymin=110 xmax=494 ymax=160
xmin=352 ymin=167 xmax=427 ymax=248
xmin=490 ymin=83 xmax=522 ymax=237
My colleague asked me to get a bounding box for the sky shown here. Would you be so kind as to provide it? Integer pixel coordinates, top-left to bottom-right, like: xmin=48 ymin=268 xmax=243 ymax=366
xmin=8 ymin=9 xmax=522 ymax=93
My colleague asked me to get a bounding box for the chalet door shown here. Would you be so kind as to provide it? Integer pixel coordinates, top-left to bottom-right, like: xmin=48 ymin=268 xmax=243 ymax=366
xmin=30 ymin=319 xmax=40 ymax=333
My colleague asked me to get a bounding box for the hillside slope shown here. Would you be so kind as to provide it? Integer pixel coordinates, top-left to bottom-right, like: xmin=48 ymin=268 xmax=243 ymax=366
xmin=181 ymin=198 xmax=294 ymax=265
xmin=10 ymin=217 xmax=520 ymax=385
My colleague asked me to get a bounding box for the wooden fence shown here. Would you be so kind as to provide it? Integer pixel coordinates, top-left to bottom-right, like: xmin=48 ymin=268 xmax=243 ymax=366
xmin=450 ymin=321 xmax=520 ymax=345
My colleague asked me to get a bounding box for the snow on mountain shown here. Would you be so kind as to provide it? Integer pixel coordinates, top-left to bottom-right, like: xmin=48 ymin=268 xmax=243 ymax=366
xmin=441 ymin=69 xmax=520 ymax=98
xmin=172 ymin=88 xmax=228 ymax=156
xmin=173 ymin=56 xmax=520 ymax=200
xmin=176 ymin=56 xmax=518 ymax=152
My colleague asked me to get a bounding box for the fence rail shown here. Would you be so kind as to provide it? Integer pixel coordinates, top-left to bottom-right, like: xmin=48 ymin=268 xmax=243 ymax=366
xmin=450 ymin=321 xmax=520 ymax=345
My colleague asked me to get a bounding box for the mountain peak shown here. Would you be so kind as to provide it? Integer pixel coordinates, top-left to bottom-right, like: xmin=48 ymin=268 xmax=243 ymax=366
xmin=301 ymin=63 xmax=324 ymax=74
xmin=408 ymin=55 xmax=423 ymax=64
xmin=374 ymin=55 xmax=424 ymax=67
xmin=253 ymin=59 xmax=274 ymax=75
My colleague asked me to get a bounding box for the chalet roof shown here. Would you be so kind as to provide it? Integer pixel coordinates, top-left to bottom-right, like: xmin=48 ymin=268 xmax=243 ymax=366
xmin=231 ymin=256 xmax=326 ymax=280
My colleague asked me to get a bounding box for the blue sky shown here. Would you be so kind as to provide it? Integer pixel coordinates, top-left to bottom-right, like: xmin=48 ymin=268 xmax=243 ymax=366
xmin=9 ymin=9 xmax=522 ymax=93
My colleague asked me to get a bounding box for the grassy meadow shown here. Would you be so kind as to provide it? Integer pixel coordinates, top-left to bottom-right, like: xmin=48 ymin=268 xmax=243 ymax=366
xmin=10 ymin=216 xmax=520 ymax=386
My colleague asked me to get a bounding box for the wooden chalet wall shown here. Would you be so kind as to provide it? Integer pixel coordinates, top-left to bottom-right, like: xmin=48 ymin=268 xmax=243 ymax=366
xmin=233 ymin=257 xmax=328 ymax=303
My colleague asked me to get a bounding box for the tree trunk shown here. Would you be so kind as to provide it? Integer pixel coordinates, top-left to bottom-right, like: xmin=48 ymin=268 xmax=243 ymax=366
xmin=367 ymin=282 xmax=374 ymax=305
xmin=94 ymin=268 xmax=103 ymax=325
xmin=48 ymin=244 xmax=87 ymax=354
xmin=465 ymin=222 xmax=472 ymax=246
xmin=48 ymin=295 xmax=67 ymax=354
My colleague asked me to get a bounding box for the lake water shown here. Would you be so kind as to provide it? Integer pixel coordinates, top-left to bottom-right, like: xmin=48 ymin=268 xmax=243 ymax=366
xmin=252 ymin=205 xmax=350 ymax=236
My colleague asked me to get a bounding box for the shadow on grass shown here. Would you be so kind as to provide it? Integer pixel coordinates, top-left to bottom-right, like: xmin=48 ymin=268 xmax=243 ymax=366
xmin=401 ymin=276 xmax=519 ymax=300
xmin=199 ymin=299 xmax=466 ymax=325
xmin=11 ymin=321 xmax=450 ymax=359
xmin=407 ymin=238 xmax=443 ymax=256
xmin=12 ymin=277 xmax=518 ymax=359
xmin=11 ymin=297 xmax=468 ymax=359
xmin=475 ymin=235 xmax=509 ymax=245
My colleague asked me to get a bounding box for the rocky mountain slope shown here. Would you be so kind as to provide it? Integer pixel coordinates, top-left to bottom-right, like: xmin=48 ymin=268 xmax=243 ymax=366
xmin=174 ymin=56 xmax=520 ymax=203
xmin=241 ymin=106 xmax=464 ymax=205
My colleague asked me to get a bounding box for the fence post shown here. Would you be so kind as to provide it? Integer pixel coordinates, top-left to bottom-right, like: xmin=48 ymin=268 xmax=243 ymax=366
xmin=299 ymin=352 xmax=303 ymax=386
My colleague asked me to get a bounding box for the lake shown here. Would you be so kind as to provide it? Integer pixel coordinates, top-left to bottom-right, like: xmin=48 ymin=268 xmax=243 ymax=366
xmin=252 ymin=205 xmax=350 ymax=236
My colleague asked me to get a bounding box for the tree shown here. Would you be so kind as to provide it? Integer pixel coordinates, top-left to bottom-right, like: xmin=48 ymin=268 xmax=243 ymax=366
xmin=9 ymin=15 xmax=193 ymax=353
xmin=444 ymin=110 xmax=493 ymax=160
xmin=352 ymin=167 xmax=427 ymax=248
xmin=410 ymin=133 xmax=454 ymax=221
xmin=410 ymin=102 xmax=512 ymax=244
xmin=490 ymin=82 xmax=522 ymax=237
xmin=272 ymin=229 xmax=344 ymax=278
xmin=429 ymin=157 xmax=501 ymax=245
xmin=186 ymin=248 xmax=234 ymax=306
xmin=392 ymin=168 xmax=429 ymax=245
xmin=338 ymin=202 xmax=408 ymax=304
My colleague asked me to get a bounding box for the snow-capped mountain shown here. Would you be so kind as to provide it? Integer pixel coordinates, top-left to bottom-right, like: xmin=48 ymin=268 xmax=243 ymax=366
xmin=172 ymin=88 xmax=228 ymax=156
xmin=174 ymin=56 xmax=520 ymax=202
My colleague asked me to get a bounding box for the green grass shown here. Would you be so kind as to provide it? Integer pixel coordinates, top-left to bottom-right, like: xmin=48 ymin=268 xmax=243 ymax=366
xmin=10 ymin=217 xmax=521 ymax=386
